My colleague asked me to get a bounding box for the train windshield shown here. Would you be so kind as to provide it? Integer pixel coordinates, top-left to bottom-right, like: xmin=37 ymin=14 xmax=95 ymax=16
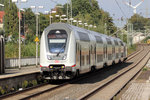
xmin=47 ymin=30 xmax=68 ymax=53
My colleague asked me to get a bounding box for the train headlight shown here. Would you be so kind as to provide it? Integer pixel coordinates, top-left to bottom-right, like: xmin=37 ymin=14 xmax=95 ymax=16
xmin=61 ymin=66 xmax=65 ymax=69
xmin=47 ymin=55 xmax=52 ymax=60
xmin=50 ymin=66 xmax=53 ymax=68
xmin=63 ymin=56 xmax=67 ymax=60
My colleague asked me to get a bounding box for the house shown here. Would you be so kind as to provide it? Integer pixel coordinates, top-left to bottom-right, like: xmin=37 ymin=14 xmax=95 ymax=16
xmin=0 ymin=11 xmax=4 ymax=29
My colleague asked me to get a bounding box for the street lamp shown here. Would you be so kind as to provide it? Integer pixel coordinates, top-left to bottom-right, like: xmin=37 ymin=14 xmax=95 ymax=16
xmin=31 ymin=5 xmax=43 ymax=67
xmin=0 ymin=4 xmax=4 ymax=7
xmin=67 ymin=0 xmax=72 ymax=24
xmin=78 ymin=20 xmax=82 ymax=27
xmin=50 ymin=10 xmax=56 ymax=24
xmin=45 ymin=10 xmax=56 ymax=24
xmin=73 ymin=20 xmax=82 ymax=27
xmin=79 ymin=22 xmax=84 ymax=28
xmin=63 ymin=18 xmax=68 ymax=23
xmin=94 ymin=26 xmax=97 ymax=28
xmin=73 ymin=20 xmax=77 ymax=26
xmin=55 ymin=14 xmax=66 ymax=22
xmin=12 ymin=0 xmax=27 ymax=69
xmin=88 ymin=24 xmax=93 ymax=30
xmin=69 ymin=18 xmax=74 ymax=22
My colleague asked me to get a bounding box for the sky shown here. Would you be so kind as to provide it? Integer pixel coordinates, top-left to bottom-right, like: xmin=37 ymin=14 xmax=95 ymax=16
xmin=16 ymin=0 xmax=150 ymax=27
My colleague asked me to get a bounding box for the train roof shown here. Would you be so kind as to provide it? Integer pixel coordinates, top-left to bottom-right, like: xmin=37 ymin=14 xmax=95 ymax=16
xmin=45 ymin=23 xmax=122 ymax=41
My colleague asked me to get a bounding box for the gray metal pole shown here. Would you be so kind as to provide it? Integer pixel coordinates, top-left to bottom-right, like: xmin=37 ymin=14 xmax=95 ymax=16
xmin=105 ymin=23 xmax=107 ymax=35
xmin=60 ymin=15 xmax=61 ymax=22
xmin=70 ymin=0 xmax=72 ymax=25
xmin=18 ymin=0 xmax=21 ymax=69
xmin=67 ymin=0 xmax=69 ymax=23
xmin=50 ymin=11 xmax=51 ymax=24
xmin=36 ymin=10 xmax=38 ymax=67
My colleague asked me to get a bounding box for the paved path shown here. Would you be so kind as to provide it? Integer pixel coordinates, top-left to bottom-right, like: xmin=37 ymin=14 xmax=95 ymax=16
xmin=120 ymin=82 xmax=150 ymax=100
xmin=120 ymin=59 xmax=150 ymax=100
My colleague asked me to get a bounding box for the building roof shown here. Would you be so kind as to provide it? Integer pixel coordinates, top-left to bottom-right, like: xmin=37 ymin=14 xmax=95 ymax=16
xmin=0 ymin=11 xmax=5 ymax=23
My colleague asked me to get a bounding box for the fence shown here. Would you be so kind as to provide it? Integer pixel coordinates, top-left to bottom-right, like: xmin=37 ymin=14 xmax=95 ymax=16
xmin=0 ymin=35 xmax=5 ymax=74
xmin=5 ymin=57 xmax=40 ymax=68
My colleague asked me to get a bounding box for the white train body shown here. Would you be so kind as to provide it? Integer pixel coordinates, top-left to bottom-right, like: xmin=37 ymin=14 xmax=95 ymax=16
xmin=40 ymin=23 xmax=127 ymax=79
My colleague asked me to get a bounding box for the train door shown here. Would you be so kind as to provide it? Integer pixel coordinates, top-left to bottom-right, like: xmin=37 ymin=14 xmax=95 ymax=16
xmin=112 ymin=46 xmax=115 ymax=60
xmin=103 ymin=45 xmax=107 ymax=62
xmin=105 ymin=45 xmax=108 ymax=59
xmin=76 ymin=43 xmax=80 ymax=67
xmin=95 ymin=44 xmax=96 ymax=65
xmin=119 ymin=46 xmax=121 ymax=58
xmin=124 ymin=45 xmax=126 ymax=57
xmin=89 ymin=45 xmax=91 ymax=66
xmin=80 ymin=45 xmax=82 ymax=67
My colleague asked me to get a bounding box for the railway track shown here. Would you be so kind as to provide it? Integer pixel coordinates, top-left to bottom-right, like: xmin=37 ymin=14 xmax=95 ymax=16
xmin=79 ymin=45 xmax=150 ymax=100
xmin=0 ymin=44 xmax=146 ymax=100
xmin=126 ymin=45 xmax=143 ymax=61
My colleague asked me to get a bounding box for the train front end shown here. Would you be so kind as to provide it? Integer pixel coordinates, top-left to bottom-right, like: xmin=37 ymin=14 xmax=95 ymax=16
xmin=40 ymin=23 xmax=76 ymax=80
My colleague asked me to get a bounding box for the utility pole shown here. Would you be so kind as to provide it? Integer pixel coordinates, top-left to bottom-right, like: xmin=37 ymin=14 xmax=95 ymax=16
xmin=127 ymin=23 xmax=133 ymax=46
xmin=12 ymin=0 xmax=27 ymax=69
xmin=70 ymin=0 xmax=72 ymax=25
xmin=104 ymin=23 xmax=107 ymax=35
xmin=18 ymin=0 xmax=21 ymax=69
xmin=67 ymin=0 xmax=69 ymax=23
xmin=31 ymin=6 xmax=43 ymax=67
xmin=36 ymin=13 xmax=38 ymax=67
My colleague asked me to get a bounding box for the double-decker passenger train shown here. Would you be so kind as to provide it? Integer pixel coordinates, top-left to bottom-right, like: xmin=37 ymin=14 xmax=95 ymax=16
xmin=40 ymin=23 xmax=127 ymax=80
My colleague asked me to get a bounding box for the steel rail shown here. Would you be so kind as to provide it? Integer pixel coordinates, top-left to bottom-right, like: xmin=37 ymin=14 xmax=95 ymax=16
xmin=0 ymin=45 xmax=145 ymax=100
xmin=79 ymin=45 xmax=150 ymax=100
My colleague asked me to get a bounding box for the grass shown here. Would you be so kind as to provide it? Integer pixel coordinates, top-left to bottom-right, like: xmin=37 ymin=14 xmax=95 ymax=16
xmin=127 ymin=44 xmax=137 ymax=56
xmin=143 ymin=67 xmax=148 ymax=71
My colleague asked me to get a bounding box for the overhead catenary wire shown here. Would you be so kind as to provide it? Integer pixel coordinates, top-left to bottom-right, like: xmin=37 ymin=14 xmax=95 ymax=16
xmin=114 ymin=0 xmax=127 ymax=19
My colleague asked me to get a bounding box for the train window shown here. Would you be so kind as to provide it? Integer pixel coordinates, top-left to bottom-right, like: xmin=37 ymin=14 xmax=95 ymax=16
xmin=97 ymin=54 xmax=103 ymax=62
xmin=114 ymin=40 xmax=119 ymax=45
xmin=95 ymin=36 xmax=103 ymax=43
xmin=108 ymin=54 xmax=112 ymax=60
xmin=47 ymin=30 xmax=68 ymax=53
xmin=81 ymin=56 xmax=85 ymax=66
xmin=76 ymin=43 xmax=77 ymax=53
xmin=47 ymin=30 xmax=68 ymax=39
xmin=86 ymin=55 xmax=90 ymax=65
xmin=106 ymin=38 xmax=112 ymax=45
xmin=80 ymin=46 xmax=82 ymax=66
xmin=119 ymin=41 xmax=124 ymax=46
xmin=116 ymin=53 xmax=119 ymax=58
xmin=78 ymin=32 xmax=90 ymax=42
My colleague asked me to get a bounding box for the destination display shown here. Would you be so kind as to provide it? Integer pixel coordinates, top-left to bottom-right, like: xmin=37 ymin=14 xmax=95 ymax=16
xmin=49 ymin=39 xmax=66 ymax=43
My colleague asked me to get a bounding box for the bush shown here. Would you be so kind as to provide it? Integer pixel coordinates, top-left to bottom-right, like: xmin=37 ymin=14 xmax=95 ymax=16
xmin=0 ymin=86 xmax=5 ymax=95
xmin=5 ymin=42 xmax=39 ymax=58
xmin=22 ymin=80 xmax=29 ymax=88
xmin=32 ymin=80 xmax=37 ymax=86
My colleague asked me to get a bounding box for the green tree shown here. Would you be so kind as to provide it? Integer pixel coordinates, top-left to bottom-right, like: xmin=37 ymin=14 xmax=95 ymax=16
xmin=4 ymin=0 xmax=18 ymax=42
xmin=128 ymin=14 xmax=147 ymax=31
xmin=23 ymin=8 xmax=36 ymax=43
xmin=39 ymin=13 xmax=49 ymax=36
xmin=61 ymin=0 xmax=116 ymax=34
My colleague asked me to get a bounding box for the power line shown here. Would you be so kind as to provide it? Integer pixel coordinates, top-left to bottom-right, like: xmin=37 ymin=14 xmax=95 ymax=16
xmin=114 ymin=0 xmax=127 ymax=19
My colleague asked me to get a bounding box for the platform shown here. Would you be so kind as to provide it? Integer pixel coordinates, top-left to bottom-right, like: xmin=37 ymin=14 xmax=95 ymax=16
xmin=0 ymin=66 xmax=40 ymax=80
xmin=0 ymin=66 xmax=41 ymax=91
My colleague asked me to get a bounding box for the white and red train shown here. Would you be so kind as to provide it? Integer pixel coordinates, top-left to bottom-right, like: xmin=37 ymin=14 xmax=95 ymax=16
xmin=40 ymin=23 xmax=127 ymax=80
